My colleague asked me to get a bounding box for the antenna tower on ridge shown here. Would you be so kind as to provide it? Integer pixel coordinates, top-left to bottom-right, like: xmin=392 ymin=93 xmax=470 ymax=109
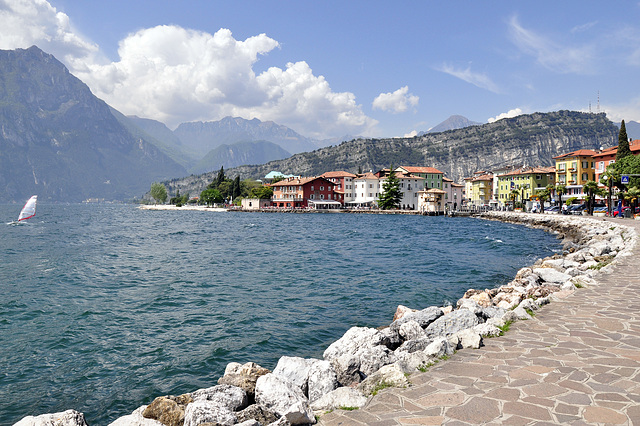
xmin=597 ymin=91 xmax=600 ymax=113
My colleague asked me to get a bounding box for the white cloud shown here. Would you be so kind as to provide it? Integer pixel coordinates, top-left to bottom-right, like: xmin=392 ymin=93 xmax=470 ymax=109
xmin=436 ymin=63 xmax=501 ymax=94
xmin=508 ymin=16 xmax=594 ymax=74
xmin=403 ymin=130 xmax=418 ymax=138
xmin=487 ymin=108 xmax=524 ymax=123
xmin=0 ymin=0 xmax=99 ymax=64
xmin=0 ymin=1 xmax=378 ymax=139
xmin=372 ymin=86 xmax=419 ymax=113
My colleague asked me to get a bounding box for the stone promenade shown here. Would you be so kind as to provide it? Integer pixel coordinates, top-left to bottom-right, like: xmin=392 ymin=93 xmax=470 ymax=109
xmin=319 ymin=217 xmax=640 ymax=425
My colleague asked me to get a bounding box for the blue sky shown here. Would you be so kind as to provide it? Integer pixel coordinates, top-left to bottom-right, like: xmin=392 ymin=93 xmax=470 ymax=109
xmin=2 ymin=1 xmax=640 ymax=139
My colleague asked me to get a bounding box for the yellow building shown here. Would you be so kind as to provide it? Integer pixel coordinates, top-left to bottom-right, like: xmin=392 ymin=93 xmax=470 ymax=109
xmin=496 ymin=167 xmax=556 ymax=205
xmin=469 ymin=173 xmax=493 ymax=206
xmin=553 ymin=150 xmax=598 ymax=201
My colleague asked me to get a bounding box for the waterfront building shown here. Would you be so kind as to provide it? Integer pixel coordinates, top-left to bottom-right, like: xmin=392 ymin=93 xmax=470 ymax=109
xmin=417 ymin=188 xmax=447 ymax=214
xmin=321 ymin=171 xmax=358 ymax=204
xmin=270 ymin=176 xmax=338 ymax=208
xmin=375 ymin=169 xmax=426 ymax=210
xmin=442 ymin=177 xmax=463 ymax=210
xmin=351 ymin=172 xmax=382 ymax=207
xmin=241 ymin=198 xmax=271 ymax=210
xmin=395 ymin=166 xmax=443 ymax=190
xmin=496 ymin=167 xmax=556 ymax=206
xmin=593 ymin=139 xmax=640 ymax=183
xmin=553 ymin=149 xmax=598 ymax=202
xmin=468 ymin=172 xmax=494 ymax=206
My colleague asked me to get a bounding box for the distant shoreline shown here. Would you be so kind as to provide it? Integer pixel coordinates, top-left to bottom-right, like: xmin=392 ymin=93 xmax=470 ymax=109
xmin=138 ymin=204 xmax=227 ymax=212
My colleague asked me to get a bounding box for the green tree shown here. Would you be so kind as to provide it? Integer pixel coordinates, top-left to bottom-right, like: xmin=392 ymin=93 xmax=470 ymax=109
xmin=600 ymin=166 xmax=618 ymax=215
xmin=616 ymin=120 xmax=631 ymax=161
xmin=614 ymin=154 xmax=640 ymax=189
xmin=250 ymin=185 xmax=273 ymax=199
xmin=536 ymin=188 xmax=551 ymax=213
xmin=200 ymin=188 xmax=223 ymax=206
xmin=509 ymin=189 xmax=520 ymax=207
xmin=232 ymin=176 xmax=241 ymax=199
xmin=378 ymin=168 xmax=402 ymax=210
xmin=582 ymin=180 xmax=601 ymax=215
xmin=150 ymin=182 xmax=168 ymax=204
xmin=555 ymin=184 xmax=566 ymax=206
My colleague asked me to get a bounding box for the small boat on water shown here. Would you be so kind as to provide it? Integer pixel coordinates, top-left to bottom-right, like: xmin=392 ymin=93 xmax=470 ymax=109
xmin=16 ymin=195 xmax=37 ymax=223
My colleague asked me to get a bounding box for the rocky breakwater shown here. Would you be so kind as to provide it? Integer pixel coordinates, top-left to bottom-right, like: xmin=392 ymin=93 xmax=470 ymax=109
xmin=15 ymin=212 xmax=637 ymax=426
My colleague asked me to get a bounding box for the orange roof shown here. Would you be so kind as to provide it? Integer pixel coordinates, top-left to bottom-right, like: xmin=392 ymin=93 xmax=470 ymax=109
xmin=356 ymin=172 xmax=379 ymax=180
xmin=553 ymin=149 xmax=599 ymax=160
xmin=400 ymin=166 xmax=444 ymax=174
xmin=442 ymin=177 xmax=453 ymax=182
xmin=270 ymin=176 xmax=332 ymax=187
xmin=321 ymin=171 xmax=357 ymax=178
xmin=471 ymin=174 xmax=493 ymax=182
xmin=502 ymin=166 xmax=555 ymax=177
xmin=592 ymin=140 xmax=640 ymax=158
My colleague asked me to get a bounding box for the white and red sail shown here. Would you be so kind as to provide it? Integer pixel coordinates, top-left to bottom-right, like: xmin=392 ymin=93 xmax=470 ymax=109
xmin=18 ymin=195 xmax=37 ymax=222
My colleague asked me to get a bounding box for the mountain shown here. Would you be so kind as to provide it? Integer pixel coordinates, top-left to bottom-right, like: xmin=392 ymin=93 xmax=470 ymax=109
xmin=421 ymin=115 xmax=482 ymax=134
xmin=620 ymin=120 xmax=640 ymax=141
xmin=173 ymin=116 xmax=318 ymax=157
xmin=158 ymin=110 xmax=618 ymax=198
xmin=126 ymin=115 xmax=196 ymax=168
xmin=0 ymin=46 xmax=186 ymax=202
xmin=190 ymin=140 xmax=291 ymax=175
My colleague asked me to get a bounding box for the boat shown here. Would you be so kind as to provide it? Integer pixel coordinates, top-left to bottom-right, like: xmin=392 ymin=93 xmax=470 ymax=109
xmin=17 ymin=195 xmax=37 ymax=222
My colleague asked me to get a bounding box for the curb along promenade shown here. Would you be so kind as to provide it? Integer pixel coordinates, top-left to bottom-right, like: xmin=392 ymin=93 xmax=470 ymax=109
xmin=319 ymin=214 xmax=640 ymax=426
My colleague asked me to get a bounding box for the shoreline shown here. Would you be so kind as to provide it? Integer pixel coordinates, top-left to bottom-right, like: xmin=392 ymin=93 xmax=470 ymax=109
xmin=15 ymin=212 xmax=638 ymax=426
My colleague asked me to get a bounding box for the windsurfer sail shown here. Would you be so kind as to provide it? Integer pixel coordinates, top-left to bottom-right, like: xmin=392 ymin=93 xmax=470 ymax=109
xmin=18 ymin=195 xmax=37 ymax=222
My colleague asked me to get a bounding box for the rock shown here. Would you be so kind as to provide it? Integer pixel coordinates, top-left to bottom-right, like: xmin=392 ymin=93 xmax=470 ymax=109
xmin=273 ymin=356 xmax=314 ymax=394
xmin=255 ymin=373 xmax=313 ymax=424
xmin=394 ymin=350 xmax=433 ymax=373
xmin=467 ymin=291 xmax=493 ymax=307
xmin=480 ymin=305 xmax=507 ymax=320
xmin=424 ymin=309 xmax=480 ymax=338
xmin=218 ymin=362 xmax=270 ymax=400
xmin=451 ymin=328 xmax=483 ymax=349
xmin=395 ymin=336 xmax=433 ymax=354
xmin=517 ymin=298 xmax=538 ymax=312
xmin=191 ymin=384 xmax=248 ymax=411
xmin=512 ymin=306 xmax=532 ymax=320
xmin=183 ymin=400 xmax=236 ymax=426
xmin=108 ymin=406 xmax=164 ymax=426
xmin=441 ymin=305 xmax=454 ymax=314
xmin=493 ymin=288 xmax=524 ymax=310
xmin=456 ymin=298 xmax=484 ymax=315
xmin=390 ymin=306 xmax=444 ymax=333
xmin=533 ymin=268 xmax=572 ymax=284
xmin=358 ymin=345 xmax=395 ymax=376
xmin=392 ymin=304 xmax=417 ymax=321
xmin=330 ymin=353 xmax=361 ymax=387
xmin=142 ymin=394 xmax=193 ymax=426
xmin=281 ymin=400 xmax=316 ymax=425
xmin=310 ymin=387 xmax=368 ymax=412
xmin=357 ymin=364 xmax=409 ymax=396
xmin=423 ymin=337 xmax=455 ymax=358
xmin=323 ymin=327 xmax=384 ymax=361
xmin=398 ymin=320 xmax=425 ymax=341
xmin=236 ymin=404 xmax=279 ymax=425
xmin=236 ymin=420 xmax=262 ymax=426
xmin=15 ymin=410 xmax=89 ymax=426
xmin=378 ymin=326 xmax=402 ymax=350
xmin=473 ymin=322 xmax=502 ymax=338
xmin=307 ymin=360 xmax=338 ymax=403
xmin=561 ymin=281 xmax=577 ymax=291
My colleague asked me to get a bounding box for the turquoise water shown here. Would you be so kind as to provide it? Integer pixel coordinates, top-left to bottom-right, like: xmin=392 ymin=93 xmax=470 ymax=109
xmin=0 ymin=204 xmax=560 ymax=425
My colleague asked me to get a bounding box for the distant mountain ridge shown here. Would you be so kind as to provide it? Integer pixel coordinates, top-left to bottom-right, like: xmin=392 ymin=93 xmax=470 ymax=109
xmin=190 ymin=140 xmax=290 ymax=175
xmin=160 ymin=111 xmax=618 ymax=198
xmin=422 ymin=115 xmax=482 ymax=134
xmin=0 ymin=46 xmax=186 ymax=202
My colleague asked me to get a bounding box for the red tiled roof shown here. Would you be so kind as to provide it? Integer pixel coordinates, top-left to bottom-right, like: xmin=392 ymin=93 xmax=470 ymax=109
xmin=471 ymin=174 xmax=493 ymax=182
xmin=502 ymin=166 xmax=555 ymax=177
xmin=321 ymin=171 xmax=357 ymax=178
xmin=270 ymin=176 xmax=332 ymax=187
xmin=592 ymin=140 xmax=640 ymax=158
xmin=553 ymin=149 xmax=599 ymax=159
xmin=399 ymin=166 xmax=444 ymax=174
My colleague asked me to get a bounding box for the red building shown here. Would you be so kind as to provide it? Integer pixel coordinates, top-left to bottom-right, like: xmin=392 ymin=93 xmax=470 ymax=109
xmin=270 ymin=176 xmax=340 ymax=208
xmin=321 ymin=171 xmax=357 ymax=204
xmin=593 ymin=139 xmax=640 ymax=183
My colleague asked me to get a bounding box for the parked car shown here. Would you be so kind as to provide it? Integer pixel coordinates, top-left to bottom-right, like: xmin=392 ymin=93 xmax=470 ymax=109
xmin=569 ymin=204 xmax=587 ymax=215
xmin=544 ymin=206 xmax=560 ymax=214
xmin=609 ymin=206 xmax=640 ymax=217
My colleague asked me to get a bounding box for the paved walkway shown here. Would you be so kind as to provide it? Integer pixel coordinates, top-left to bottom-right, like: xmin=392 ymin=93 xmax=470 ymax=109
xmin=319 ymin=217 xmax=640 ymax=425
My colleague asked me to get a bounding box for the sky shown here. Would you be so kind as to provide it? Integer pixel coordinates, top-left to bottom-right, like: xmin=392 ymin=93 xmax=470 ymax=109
xmin=2 ymin=1 xmax=640 ymax=140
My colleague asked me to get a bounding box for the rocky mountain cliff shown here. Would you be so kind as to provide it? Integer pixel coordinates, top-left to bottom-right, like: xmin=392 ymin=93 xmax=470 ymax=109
xmin=0 ymin=46 xmax=186 ymax=202
xmin=159 ymin=110 xmax=618 ymax=198
xmin=174 ymin=117 xmax=319 ymax=157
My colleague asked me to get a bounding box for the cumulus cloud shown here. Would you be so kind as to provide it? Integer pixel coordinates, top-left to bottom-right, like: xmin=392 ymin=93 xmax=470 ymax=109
xmin=0 ymin=0 xmax=99 ymax=64
xmin=488 ymin=108 xmax=524 ymax=123
xmin=0 ymin=0 xmax=378 ymax=139
xmin=508 ymin=16 xmax=594 ymax=74
xmin=403 ymin=130 xmax=418 ymax=138
xmin=372 ymin=86 xmax=419 ymax=113
xmin=436 ymin=64 xmax=501 ymax=93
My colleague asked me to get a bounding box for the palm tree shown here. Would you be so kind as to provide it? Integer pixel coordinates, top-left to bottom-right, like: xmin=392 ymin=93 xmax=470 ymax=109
xmin=509 ymin=189 xmax=520 ymax=209
xmin=555 ymin=184 xmax=566 ymax=206
xmin=582 ymin=180 xmax=600 ymax=215
xmin=536 ymin=188 xmax=552 ymax=214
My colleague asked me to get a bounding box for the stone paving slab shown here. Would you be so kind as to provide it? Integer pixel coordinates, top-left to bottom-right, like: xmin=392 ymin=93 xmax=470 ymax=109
xmin=319 ymin=217 xmax=640 ymax=426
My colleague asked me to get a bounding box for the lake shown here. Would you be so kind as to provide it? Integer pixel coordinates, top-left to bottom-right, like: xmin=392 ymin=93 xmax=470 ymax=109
xmin=0 ymin=204 xmax=560 ymax=425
